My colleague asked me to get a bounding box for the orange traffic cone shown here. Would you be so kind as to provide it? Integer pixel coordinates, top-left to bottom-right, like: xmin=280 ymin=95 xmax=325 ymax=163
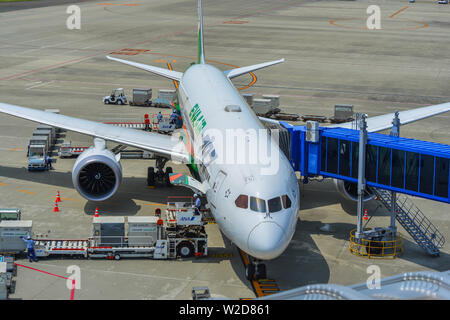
xmin=55 ymin=190 xmax=61 ymax=203
xmin=363 ymin=209 xmax=368 ymax=220
xmin=94 ymin=207 xmax=99 ymax=218
xmin=53 ymin=200 xmax=60 ymax=212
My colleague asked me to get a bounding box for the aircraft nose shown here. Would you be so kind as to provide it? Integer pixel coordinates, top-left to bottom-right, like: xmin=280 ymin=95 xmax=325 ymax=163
xmin=247 ymin=222 xmax=286 ymax=260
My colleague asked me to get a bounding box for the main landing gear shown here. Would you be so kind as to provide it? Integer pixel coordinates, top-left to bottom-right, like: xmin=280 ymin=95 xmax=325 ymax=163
xmin=147 ymin=157 xmax=173 ymax=187
xmin=245 ymin=257 xmax=267 ymax=281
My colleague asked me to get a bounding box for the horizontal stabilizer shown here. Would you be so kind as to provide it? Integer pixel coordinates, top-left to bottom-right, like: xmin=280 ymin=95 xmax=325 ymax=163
xmin=224 ymin=58 xmax=285 ymax=79
xmin=169 ymin=173 xmax=208 ymax=195
xmin=107 ymin=56 xmax=183 ymax=81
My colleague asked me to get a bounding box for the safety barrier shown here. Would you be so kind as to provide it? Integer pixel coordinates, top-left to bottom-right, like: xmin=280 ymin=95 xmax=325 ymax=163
xmin=349 ymin=229 xmax=404 ymax=259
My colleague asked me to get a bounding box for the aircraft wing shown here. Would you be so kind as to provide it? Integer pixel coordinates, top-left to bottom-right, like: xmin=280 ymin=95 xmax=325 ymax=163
xmin=0 ymin=102 xmax=189 ymax=163
xmin=328 ymin=102 xmax=450 ymax=132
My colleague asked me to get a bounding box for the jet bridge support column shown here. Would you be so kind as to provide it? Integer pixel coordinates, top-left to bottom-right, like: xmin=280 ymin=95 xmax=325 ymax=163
xmin=356 ymin=114 xmax=368 ymax=239
xmin=389 ymin=111 xmax=400 ymax=235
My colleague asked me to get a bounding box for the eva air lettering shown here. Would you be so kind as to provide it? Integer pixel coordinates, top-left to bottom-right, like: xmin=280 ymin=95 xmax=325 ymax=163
xmin=189 ymin=104 xmax=207 ymax=134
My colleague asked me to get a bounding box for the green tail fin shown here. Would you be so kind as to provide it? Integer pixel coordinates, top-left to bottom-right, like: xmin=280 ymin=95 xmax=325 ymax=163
xmin=197 ymin=0 xmax=205 ymax=64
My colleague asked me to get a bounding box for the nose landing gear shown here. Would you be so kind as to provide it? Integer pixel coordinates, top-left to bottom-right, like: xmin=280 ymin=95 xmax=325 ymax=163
xmin=245 ymin=257 xmax=267 ymax=280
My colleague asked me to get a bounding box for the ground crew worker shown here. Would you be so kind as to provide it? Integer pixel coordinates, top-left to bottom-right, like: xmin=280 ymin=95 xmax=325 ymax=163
xmin=46 ymin=155 xmax=53 ymax=170
xmin=20 ymin=235 xmax=38 ymax=263
xmin=170 ymin=110 xmax=178 ymax=124
xmin=157 ymin=111 xmax=163 ymax=123
xmin=193 ymin=194 xmax=201 ymax=215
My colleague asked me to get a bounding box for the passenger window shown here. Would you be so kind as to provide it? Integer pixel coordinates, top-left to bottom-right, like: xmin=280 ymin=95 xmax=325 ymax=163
xmin=235 ymin=194 xmax=248 ymax=209
xmin=250 ymin=197 xmax=266 ymax=213
xmin=268 ymin=197 xmax=282 ymax=213
xmin=282 ymin=195 xmax=292 ymax=209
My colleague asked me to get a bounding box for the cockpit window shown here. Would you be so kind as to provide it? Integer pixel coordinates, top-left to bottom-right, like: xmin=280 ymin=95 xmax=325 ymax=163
xmin=268 ymin=197 xmax=282 ymax=213
xmin=250 ymin=196 xmax=266 ymax=213
xmin=235 ymin=194 xmax=248 ymax=209
xmin=282 ymin=195 xmax=292 ymax=209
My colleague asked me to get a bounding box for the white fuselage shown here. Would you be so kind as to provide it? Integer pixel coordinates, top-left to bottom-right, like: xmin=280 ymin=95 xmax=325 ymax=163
xmin=177 ymin=64 xmax=300 ymax=260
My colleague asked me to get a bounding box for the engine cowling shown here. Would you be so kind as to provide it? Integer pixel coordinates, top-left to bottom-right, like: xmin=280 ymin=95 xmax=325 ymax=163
xmin=72 ymin=139 xmax=122 ymax=201
xmin=333 ymin=179 xmax=375 ymax=202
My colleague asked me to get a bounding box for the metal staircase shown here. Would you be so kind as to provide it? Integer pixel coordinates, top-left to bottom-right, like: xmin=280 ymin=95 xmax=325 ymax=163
xmin=373 ymin=188 xmax=445 ymax=256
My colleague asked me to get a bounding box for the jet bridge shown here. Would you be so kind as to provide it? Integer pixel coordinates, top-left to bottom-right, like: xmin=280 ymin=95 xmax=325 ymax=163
xmin=279 ymin=121 xmax=449 ymax=256
xmin=281 ymin=123 xmax=450 ymax=204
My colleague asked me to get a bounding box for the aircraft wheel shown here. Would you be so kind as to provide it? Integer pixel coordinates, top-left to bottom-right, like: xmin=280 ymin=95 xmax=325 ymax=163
xmin=114 ymin=254 xmax=120 ymax=260
xmin=256 ymin=264 xmax=267 ymax=280
xmin=105 ymin=100 xmax=110 ymax=104
xmin=177 ymin=241 xmax=195 ymax=258
xmin=117 ymin=100 xmax=123 ymax=105
xmin=245 ymin=264 xmax=255 ymax=281
xmin=147 ymin=167 xmax=155 ymax=186
xmin=165 ymin=167 xmax=173 ymax=187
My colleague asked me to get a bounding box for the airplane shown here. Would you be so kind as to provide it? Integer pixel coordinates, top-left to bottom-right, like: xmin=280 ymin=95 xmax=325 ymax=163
xmin=0 ymin=0 xmax=449 ymax=281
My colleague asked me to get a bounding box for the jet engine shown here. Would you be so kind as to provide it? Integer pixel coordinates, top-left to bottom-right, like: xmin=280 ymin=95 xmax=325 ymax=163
xmin=72 ymin=138 xmax=122 ymax=201
xmin=333 ymin=179 xmax=375 ymax=202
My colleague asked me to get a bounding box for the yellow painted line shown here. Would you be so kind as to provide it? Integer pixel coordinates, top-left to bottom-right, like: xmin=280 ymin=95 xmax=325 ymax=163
xmin=146 ymin=201 xmax=165 ymax=206
xmin=0 ymin=182 xmax=6 ymax=187
xmin=61 ymin=198 xmax=76 ymax=202
xmin=97 ymin=3 xmax=115 ymax=5
xmin=390 ymin=6 xmax=408 ymax=19
xmin=167 ymin=62 xmax=179 ymax=89
xmin=9 ymin=148 xmax=21 ymax=151
xmin=17 ymin=189 xmax=35 ymax=195
xmin=121 ymin=3 xmax=139 ymax=6
xmin=147 ymin=186 xmax=155 ymax=189
xmin=223 ymin=20 xmax=249 ymax=25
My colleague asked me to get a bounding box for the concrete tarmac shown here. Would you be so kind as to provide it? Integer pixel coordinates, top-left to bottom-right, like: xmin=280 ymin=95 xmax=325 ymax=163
xmin=0 ymin=0 xmax=449 ymax=299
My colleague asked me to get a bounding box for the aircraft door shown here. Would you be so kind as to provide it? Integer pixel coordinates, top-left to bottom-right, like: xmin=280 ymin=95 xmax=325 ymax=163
xmin=212 ymin=170 xmax=227 ymax=193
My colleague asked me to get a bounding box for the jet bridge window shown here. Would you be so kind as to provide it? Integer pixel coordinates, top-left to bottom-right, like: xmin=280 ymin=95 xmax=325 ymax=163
xmin=268 ymin=197 xmax=282 ymax=213
xmin=339 ymin=140 xmax=351 ymax=177
xmin=419 ymin=154 xmax=434 ymax=195
xmin=391 ymin=149 xmax=405 ymax=189
xmin=235 ymin=194 xmax=248 ymax=209
xmin=351 ymin=142 xmax=359 ymax=179
xmin=366 ymin=145 xmax=378 ymax=183
xmin=250 ymin=196 xmax=266 ymax=213
xmin=435 ymin=157 xmax=449 ymax=198
xmin=326 ymin=137 xmax=339 ymax=174
xmin=378 ymin=147 xmax=391 ymax=186
xmin=405 ymin=152 xmax=419 ymax=192
xmin=282 ymin=195 xmax=292 ymax=209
